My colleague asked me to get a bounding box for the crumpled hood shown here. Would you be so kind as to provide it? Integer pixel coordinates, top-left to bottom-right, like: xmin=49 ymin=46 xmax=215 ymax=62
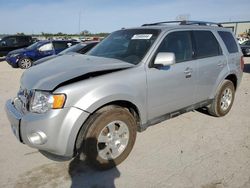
xmin=21 ymin=54 xmax=134 ymax=90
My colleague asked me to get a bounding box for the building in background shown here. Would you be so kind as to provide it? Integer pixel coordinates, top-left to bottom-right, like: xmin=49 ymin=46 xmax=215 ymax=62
xmin=221 ymin=21 xmax=250 ymax=38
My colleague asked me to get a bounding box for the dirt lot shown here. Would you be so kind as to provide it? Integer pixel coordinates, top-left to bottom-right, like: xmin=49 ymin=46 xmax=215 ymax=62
xmin=0 ymin=58 xmax=250 ymax=188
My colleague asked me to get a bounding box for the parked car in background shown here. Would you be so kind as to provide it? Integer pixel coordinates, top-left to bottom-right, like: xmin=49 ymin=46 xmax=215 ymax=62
xmin=240 ymin=40 xmax=250 ymax=56
xmin=237 ymin=37 xmax=249 ymax=44
xmin=6 ymin=40 xmax=78 ymax=69
xmin=33 ymin=41 xmax=98 ymax=66
xmin=0 ymin=35 xmax=33 ymax=57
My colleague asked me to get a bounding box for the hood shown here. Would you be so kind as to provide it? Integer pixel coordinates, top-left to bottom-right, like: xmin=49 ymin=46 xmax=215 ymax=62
xmin=21 ymin=54 xmax=134 ymax=90
xmin=8 ymin=48 xmax=27 ymax=55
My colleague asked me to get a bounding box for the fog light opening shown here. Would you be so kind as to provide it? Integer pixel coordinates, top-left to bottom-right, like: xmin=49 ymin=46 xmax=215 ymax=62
xmin=28 ymin=131 xmax=47 ymax=145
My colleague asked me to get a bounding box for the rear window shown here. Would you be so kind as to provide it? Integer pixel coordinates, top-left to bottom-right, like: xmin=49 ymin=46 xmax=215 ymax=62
xmin=218 ymin=31 xmax=239 ymax=53
xmin=193 ymin=31 xmax=222 ymax=58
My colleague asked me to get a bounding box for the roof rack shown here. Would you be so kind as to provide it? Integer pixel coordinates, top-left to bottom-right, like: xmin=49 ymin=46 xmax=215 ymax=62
xmin=142 ymin=20 xmax=223 ymax=27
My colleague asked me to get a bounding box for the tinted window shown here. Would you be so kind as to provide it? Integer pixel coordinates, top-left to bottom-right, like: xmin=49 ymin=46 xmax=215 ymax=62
xmin=79 ymin=43 xmax=98 ymax=54
xmin=17 ymin=36 xmax=31 ymax=45
xmin=53 ymin=41 xmax=69 ymax=50
xmin=157 ymin=31 xmax=193 ymax=63
xmin=59 ymin=43 xmax=86 ymax=55
xmin=193 ymin=31 xmax=222 ymax=58
xmin=1 ymin=37 xmax=18 ymax=46
xmin=218 ymin=31 xmax=238 ymax=53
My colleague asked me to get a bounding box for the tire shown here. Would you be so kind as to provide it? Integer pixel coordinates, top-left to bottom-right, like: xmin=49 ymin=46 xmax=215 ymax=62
xmin=18 ymin=58 xmax=32 ymax=69
xmin=208 ymin=80 xmax=235 ymax=117
xmin=80 ymin=105 xmax=137 ymax=170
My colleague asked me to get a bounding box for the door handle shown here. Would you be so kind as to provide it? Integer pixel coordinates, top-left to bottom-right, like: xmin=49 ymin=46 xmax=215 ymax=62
xmin=184 ymin=67 xmax=193 ymax=78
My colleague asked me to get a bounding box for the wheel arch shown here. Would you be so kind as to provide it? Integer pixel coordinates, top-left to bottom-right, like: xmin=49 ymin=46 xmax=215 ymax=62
xmin=225 ymin=74 xmax=237 ymax=90
xmin=73 ymin=100 xmax=141 ymax=156
xmin=210 ymin=73 xmax=238 ymax=99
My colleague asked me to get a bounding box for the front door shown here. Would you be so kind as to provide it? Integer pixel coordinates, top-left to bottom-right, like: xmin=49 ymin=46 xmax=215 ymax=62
xmin=146 ymin=31 xmax=197 ymax=120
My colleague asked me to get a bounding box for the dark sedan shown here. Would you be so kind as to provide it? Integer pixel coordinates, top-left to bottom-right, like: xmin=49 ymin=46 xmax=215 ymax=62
xmin=240 ymin=40 xmax=250 ymax=56
xmin=33 ymin=41 xmax=98 ymax=66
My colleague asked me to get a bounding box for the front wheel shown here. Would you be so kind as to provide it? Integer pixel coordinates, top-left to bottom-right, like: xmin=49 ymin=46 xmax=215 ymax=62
xmin=83 ymin=106 xmax=137 ymax=169
xmin=208 ymin=80 xmax=235 ymax=117
xmin=18 ymin=58 xmax=32 ymax=69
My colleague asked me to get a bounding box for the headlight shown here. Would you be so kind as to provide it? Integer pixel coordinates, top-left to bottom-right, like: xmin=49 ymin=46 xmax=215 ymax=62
xmin=10 ymin=53 xmax=20 ymax=58
xmin=29 ymin=91 xmax=66 ymax=113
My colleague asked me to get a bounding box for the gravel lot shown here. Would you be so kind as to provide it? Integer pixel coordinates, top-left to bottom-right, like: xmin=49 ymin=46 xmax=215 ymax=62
xmin=0 ymin=58 xmax=250 ymax=188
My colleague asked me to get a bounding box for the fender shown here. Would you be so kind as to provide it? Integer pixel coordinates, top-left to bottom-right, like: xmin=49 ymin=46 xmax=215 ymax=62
xmin=209 ymin=69 xmax=239 ymax=99
xmin=74 ymin=83 xmax=147 ymax=125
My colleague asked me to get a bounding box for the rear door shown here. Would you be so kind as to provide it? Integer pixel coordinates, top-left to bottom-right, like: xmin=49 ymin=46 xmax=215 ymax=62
xmin=146 ymin=31 xmax=197 ymax=120
xmin=192 ymin=30 xmax=227 ymax=102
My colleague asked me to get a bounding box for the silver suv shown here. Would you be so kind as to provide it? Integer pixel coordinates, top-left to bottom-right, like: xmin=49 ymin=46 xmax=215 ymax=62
xmin=5 ymin=21 xmax=244 ymax=169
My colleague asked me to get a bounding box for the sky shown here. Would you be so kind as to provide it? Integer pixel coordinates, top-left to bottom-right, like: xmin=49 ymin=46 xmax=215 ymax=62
xmin=0 ymin=0 xmax=250 ymax=34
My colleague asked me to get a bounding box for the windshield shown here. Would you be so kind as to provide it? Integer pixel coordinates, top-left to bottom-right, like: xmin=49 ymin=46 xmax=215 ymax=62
xmin=59 ymin=43 xmax=86 ymax=55
xmin=26 ymin=42 xmax=40 ymax=50
xmin=88 ymin=29 xmax=160 ymax=65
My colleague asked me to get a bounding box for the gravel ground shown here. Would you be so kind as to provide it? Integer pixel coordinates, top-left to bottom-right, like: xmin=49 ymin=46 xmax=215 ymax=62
xmin=0 ymin=58 xmax=250 ymax=188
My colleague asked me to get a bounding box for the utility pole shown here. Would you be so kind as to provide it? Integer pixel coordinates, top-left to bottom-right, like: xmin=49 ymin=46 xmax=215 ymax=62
xmin=78 ymin=11 xmax=81 ymax=35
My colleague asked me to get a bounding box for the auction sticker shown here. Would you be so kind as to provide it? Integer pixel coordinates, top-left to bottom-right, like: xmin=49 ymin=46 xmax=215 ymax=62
xmin=131 ymin=34 xmax=152 ymax=40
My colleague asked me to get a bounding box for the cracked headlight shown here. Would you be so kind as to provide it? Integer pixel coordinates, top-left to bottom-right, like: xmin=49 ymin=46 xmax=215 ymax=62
xmin=29 ymin=91 xmax=66 ymax=113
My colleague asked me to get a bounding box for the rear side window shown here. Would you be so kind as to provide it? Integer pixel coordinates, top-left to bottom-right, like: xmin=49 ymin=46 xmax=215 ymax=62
xmin=218 ymin=31 xmax=238 ymax=53
xmin=193 ymin=31 xmax=222 ymax=58
xmin=157 ymin=31 xmax=193 ymax=63
xmin=53 ymin=42 xmax=69 ymax=50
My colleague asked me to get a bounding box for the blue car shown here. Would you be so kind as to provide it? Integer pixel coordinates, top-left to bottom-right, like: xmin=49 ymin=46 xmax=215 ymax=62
xmin=33 ymin=41 xmax=99 ymax=66
xmin=6 ymin=40 xmax=78 ymax=69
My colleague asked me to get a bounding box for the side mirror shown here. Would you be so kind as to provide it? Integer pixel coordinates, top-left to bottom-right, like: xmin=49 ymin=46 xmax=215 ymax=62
xmin=154 ymin=52 xmax=175 ymax=68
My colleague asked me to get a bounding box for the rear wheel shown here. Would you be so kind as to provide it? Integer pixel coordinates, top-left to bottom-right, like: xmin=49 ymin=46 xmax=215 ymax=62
xmin=18 ymin=58 xmax=32 ymax=69
xmin=82 ymin=106 xmax=137 ymax=169
xmin=208 ymin=80 xmax=235 ymax=117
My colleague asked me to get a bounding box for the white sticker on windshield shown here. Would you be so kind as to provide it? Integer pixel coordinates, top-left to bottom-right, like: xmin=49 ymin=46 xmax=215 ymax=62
xmin=131 ymin=34 xmax=153 ymax=40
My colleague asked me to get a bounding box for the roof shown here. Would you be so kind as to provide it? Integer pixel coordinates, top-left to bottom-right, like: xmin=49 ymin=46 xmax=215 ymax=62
xmin=126 ymin=21 xmax=229 ymax=32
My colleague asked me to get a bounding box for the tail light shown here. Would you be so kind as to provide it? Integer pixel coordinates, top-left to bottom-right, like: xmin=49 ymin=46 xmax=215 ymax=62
xmin=240 ymin=56 xmax=244 ymax=71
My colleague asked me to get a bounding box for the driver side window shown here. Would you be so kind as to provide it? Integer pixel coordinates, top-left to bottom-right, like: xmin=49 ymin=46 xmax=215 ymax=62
xmin=39 ymin=43 xmax=53 ymax=51
xmin=157 ymin=31 xmax=193 ymax=63
xmin=1 ymin=37 xmax=18 ymax=47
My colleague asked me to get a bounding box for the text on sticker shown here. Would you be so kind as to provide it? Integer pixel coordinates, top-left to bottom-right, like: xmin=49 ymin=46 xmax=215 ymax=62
xmin=131 ymin=34 xmax=153 ymax=40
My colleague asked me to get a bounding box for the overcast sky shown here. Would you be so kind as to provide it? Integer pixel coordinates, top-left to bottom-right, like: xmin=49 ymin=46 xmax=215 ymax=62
xmin=0 ymin=0 xmax=250 ymax=34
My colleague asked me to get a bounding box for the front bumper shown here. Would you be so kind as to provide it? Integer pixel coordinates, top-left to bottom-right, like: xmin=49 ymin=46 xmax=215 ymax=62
xmin=5 ymin=99 xmax=90 ymax=157
xmin=5 ymin=56 xmax=19 ymax=68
